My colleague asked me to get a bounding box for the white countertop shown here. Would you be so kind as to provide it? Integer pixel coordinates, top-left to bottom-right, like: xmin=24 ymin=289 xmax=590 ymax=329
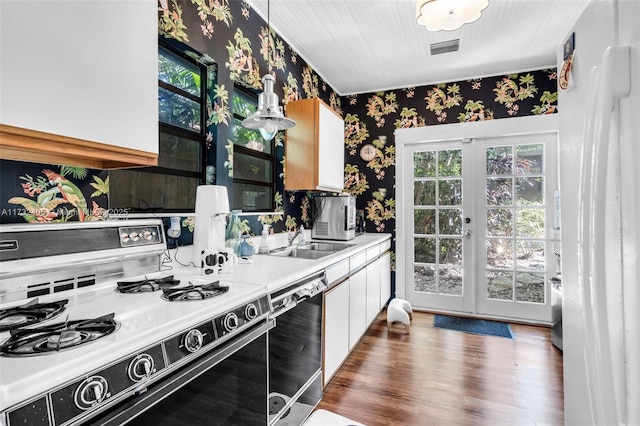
xmin=168 ymin=233 xmax=391 ymax=293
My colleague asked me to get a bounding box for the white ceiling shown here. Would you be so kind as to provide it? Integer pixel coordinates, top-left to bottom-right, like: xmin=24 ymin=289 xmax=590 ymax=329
xmin=247 ymin=0 xmax=590 ymax=95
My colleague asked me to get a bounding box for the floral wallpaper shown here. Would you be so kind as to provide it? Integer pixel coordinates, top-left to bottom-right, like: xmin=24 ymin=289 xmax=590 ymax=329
xmin=0 ymin=0 xmax=558 ymax=288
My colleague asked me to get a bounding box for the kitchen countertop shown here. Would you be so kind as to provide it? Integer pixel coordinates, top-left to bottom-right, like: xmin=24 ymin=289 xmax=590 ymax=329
xmin=168 ymin=233 xmax=391 ymax=293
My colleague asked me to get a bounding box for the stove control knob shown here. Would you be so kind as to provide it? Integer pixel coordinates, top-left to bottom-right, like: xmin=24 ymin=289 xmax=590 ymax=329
xmin=244 ymin=303 xmax=258 ymax=320
xmin=183 ymin=329 xmax=204 ymax=353
xmin=223 ymin=312 xmax=239 ymax=332
xmin=128 ymin=354 xmax=155 ymax=382
xmin=130 ymin=232 xmax=140 ymax=242
xmin=74 ymin=376 xmax=109 ymax=410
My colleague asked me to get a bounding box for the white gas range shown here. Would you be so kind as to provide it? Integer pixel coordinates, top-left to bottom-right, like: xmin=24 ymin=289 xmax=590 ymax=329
xmin=0 ymin=219 xmax=270 ymax=426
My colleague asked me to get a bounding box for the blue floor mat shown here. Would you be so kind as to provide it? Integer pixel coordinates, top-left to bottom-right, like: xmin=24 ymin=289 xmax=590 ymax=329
xmin=433 ymin=314 xmax=514 ymax=339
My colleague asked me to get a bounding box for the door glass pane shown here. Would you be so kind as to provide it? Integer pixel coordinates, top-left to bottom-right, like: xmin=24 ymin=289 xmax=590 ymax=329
xmin=414 ymin=181 xmax=436 ymax=205
xmin=414 ymin=265 xmax=436 ymax=293
xmin=486 ymin=146 xmax=513 ymax=175
xmin=516 ymin=177 xmax=544 ymax=205
xmin=438 ymin=149 xmax=462 ymax=176
xmin=486 ymin=239 xmax=514 ymax=268
xmin=439 ymin=238 xmax=462 ymax=265
xmin=439 ymin=208 xmax=462 ymax=235
xmin=516 ymin=209 xmax=544 ymax=238
xmin=486 ymin=177 xmax=513 ymax=206
xmin=515 ymin=272 xmax=545 ymax=302
xmin=414 ymin=209 xmax=435 ymax=234
xmin=487 ymin=271 xmax=514 ymax=300
xmin=516 ymin=241 xmax=545 ymax=270
xmin=415 ymin=237 xmax=436 ymax=263
xmin=438 ymin=179 xmax=462 ymax=205
xmin=414 ymin=152 xmax=436 ymax=177
xmin=516 ymin=144 xmax=544 ymax=174
xmin=439 ymin=267 xmax=462 ymax=295
xmin=487 ymin=208 xmax=513 ymax=237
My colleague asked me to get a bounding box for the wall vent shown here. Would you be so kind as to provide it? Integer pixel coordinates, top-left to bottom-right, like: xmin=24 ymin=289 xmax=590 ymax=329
xmin=430 ymin=39 xmax=460 ymax=55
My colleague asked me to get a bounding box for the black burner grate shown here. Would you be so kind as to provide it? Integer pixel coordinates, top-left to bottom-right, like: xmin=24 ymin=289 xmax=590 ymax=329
xmin=116 ymin=275 xmax=181 ymax=293
xmin=161 ymin=282 xmax=229 ymax=302
xmin=0 ymin=299 xmax=68 ymax=332
xmin=0 ymin=313 xmax=119 ymax=356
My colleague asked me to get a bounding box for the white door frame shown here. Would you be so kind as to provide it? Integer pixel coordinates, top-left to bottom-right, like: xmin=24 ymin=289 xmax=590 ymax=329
xmin=395 ymin=115 xmax=558 ymax=320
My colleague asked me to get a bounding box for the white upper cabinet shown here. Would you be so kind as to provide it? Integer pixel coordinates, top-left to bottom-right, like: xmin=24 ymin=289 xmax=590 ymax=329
xmin=0 ymin=0 xmax=158 ymax=169
xmin=285 ymin=98 xmax=345 ymax=192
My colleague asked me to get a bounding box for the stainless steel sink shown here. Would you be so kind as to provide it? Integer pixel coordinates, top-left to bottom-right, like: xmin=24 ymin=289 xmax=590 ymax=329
xmin=269 ymin=241 xmax=355 ymax=259
xmin=297 ymin=242 xmax=354 ymax=252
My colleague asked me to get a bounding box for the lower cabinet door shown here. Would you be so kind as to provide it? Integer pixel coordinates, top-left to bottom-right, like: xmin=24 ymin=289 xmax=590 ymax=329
xmin=323 ymin=281 xmax=350 ymax=386
xmin=349 ymin=269 xmax=367 ymax=350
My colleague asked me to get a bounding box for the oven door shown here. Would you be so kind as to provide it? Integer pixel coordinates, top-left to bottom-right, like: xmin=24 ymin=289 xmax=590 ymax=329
xmin=95 ymin=320 xmax=273 ymax=426
xmin=269 ymin=291 xmax=323 ymax=425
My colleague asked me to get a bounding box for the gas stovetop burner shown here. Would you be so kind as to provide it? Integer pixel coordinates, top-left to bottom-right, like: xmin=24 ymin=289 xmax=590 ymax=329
xmin=116 ymin=275 xmax=181 ymax=293
xmin=0 ymin=299 xmax=68 ymax=332
xmin=0 ymin=313 xmax=119 ymax=356
xmin=161 ymin=282 xmax=229 ymax=302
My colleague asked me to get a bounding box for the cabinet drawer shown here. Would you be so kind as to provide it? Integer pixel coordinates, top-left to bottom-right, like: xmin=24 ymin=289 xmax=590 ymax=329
xmin=381 ymin=239 xmax=391 ymax=253
xmin=326 ymin=259 xmax=349 ymax=285
xmin=349 ymin=251 xmax=367 ymax=272
xmin=366 ymin=245 xmax=380 ymax=262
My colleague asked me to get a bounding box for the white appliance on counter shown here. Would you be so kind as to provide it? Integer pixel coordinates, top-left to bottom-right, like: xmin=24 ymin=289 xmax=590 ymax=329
xmin=192 ymin=184 xmax=230 ymax=269
xmin=558 ymin=1 xmax=639 ymax=424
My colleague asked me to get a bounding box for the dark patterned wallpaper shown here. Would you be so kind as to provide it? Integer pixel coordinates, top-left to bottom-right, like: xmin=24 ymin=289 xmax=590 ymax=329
xmin=0 ymin=0 xmax=558 ymax=276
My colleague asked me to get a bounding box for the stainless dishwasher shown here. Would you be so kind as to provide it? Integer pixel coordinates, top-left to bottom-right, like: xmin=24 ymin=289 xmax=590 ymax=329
xmin=268 ymin=271 xmax=327 ymax=425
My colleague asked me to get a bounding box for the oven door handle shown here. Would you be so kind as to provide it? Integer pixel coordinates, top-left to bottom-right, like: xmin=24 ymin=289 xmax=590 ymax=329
xmin=270 ymin=274 xmax=327 ymax=318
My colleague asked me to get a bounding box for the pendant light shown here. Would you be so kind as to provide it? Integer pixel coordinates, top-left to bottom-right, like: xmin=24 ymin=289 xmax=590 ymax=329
xmin=241 ymin=0 xmax=295 ymax=141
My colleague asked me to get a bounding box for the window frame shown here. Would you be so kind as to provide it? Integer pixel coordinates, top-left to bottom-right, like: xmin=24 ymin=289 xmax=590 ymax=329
xmin=231 ymin=84 xmax=276 ymax=212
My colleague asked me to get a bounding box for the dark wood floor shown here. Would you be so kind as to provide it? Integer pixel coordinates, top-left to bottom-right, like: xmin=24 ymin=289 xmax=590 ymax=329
xmin=316 ymin=310 xmax=564 ymax=426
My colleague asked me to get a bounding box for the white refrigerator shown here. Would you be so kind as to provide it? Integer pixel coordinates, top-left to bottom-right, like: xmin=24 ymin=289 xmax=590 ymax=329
xmin=558 ymin=0 xmax=639 ymax=425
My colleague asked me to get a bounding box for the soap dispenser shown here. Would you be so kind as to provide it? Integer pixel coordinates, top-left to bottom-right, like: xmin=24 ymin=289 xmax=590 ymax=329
xmin=259 ymin=224 xmax=270 ymax=254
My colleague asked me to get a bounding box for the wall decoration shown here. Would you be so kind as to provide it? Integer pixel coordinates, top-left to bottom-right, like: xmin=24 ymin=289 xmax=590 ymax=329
xmin=493 ymin=73 xmax=538 ymax=116
xmin=425 ymin=83 xmax=463 ymax=122
xmin=1 ymin=162 xmax=108 ymax=224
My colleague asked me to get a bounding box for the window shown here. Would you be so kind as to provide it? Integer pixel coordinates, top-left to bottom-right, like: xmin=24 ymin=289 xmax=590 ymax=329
xmin=230 ymin=86 xmax=275 ymax=212
xmin=109 ymin=41 xmax=208 ymax=213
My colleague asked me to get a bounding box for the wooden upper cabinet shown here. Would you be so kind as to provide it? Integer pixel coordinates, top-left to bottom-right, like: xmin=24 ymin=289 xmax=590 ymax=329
xmin=0 ymin=1 xmax=158 ymax=169
xmin=284 ymin=98 xmax=345 ymax=192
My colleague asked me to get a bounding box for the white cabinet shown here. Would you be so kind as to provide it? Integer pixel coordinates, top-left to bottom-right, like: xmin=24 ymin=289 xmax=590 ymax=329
xmin=323 ymin=238 xmax=392 ymax=386
xmin=284 ymin=98 xmax=344 ymax=191
xmin=349 ymin=269 xmax=367 ymax=350
xmin=324 ymin=280 xmax=350 ymax=385
xmin=366 ymin=257 xmax=382 ymax=326
xmin=0 ymin=0 xmax=158 ymax=169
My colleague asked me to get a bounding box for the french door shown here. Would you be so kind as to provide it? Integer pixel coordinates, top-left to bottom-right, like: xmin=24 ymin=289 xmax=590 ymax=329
xmin=404 ymin=133 xmax=557 ymax=322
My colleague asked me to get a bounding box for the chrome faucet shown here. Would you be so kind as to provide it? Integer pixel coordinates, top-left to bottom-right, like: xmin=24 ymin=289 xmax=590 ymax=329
xmin=288 ymin=225 xmax=305 ymax=247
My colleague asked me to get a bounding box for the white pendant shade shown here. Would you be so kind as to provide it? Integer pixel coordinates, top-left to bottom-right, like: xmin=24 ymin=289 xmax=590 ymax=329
xmin=417 ymin=0 xmax=489 ymax=31
xmin=241 ymin=74 xmax=295 ymax=141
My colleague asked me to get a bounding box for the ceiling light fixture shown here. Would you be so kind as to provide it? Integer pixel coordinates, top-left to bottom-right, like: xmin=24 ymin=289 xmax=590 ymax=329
xmin=416 ymin=0 xmax=489 ymax=32
xmin=242 ymin=0 xmax=295 ymax=141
